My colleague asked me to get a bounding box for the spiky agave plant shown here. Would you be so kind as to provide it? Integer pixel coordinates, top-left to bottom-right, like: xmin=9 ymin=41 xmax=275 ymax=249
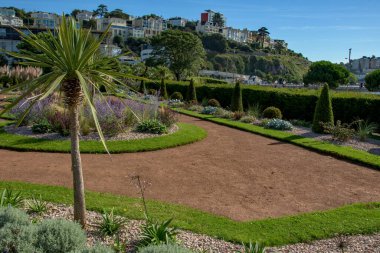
xmin=0 ymin=16 xmax=138 ymax=227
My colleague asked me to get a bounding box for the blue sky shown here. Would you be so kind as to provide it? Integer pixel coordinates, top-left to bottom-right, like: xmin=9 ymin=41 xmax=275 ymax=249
xmin=2 ymin=0 xmax=380 ymax=63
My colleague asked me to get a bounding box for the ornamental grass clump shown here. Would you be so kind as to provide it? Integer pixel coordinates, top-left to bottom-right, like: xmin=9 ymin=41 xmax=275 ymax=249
xmin=312 ymin=83 xmax=334 ymax=133
xmin=231 ymin=82 xmax=243 ymax=112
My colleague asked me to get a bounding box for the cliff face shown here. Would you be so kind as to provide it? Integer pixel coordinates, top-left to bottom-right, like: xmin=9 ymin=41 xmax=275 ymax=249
xmin=207 ymin=53 xmax=311 ymax=83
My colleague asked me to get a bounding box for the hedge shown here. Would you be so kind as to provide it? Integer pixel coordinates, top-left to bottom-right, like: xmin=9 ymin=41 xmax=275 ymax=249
xmin=145 ymin=80 xmax=380 ymax=127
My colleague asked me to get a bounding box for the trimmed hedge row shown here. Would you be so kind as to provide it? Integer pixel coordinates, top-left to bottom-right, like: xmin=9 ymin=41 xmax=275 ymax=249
xmin=145 ymin=80 xmax=380 ymax=126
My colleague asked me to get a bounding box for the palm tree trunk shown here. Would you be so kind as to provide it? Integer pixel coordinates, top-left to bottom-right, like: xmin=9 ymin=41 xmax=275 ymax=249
xmin=69 ymin=104 xmax=86 ymax=227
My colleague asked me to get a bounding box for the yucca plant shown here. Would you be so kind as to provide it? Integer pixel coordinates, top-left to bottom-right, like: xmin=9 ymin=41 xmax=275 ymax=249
xmin=139 ymin=218 xmax=178 ymax=247
xmin=0 ymin=188 xmax=24 ymax=208
xmin=0 ymin=16 xmax=139 ymax=227
xmin=26 ymin=195 xmax=48 ymax=214
xmin=355 ymin=119 xmax=378 ymax=141
xmin=235 ymin=241 xmax=266 ymax=253
xmin=98 ymin=208 xmax=126 ymax=236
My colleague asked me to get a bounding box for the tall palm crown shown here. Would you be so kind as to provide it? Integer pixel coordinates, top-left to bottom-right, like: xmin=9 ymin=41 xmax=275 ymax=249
xmin=1 ymin=16 xmax=134 ymax=227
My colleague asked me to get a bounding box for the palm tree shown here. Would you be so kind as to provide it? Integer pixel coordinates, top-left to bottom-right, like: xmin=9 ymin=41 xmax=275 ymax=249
xmin=0 ymin=16 xmax=134 ymax=227
xmin=258 ymin=27 xmax=270 ymax=49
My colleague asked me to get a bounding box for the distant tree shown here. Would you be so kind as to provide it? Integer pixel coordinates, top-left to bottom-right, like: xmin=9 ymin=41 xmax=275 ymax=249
xmin=152 ymin=30 xmax=205 ymax=80
xmin=274 ymin=41 xmax=285 ymax=54
xmin=106 ymin=9 xmax=129 ymax=19
xmin=185 ymin=21 xmax=197 ymax=31
xmin=303 ymin=61 xmax=351 ymax=89
xmin=365 ymin=69 xmax=380 ymax=91
xmin=202 ymin=33 xmax=227 ymax=53
xmin=212 ymin=12 xmax=225 ymax=27
xmin=94 ymin=4 xmax=108 ymax=18
xmin=125 ymin=37 xmax=151 ymax=54
xmin=82 ymin=19 xmax=97 ymax=29
xmin=231 ymin=82 xmax=243 ymax=112
xmin=312 ymin=83 xmax=334 ymax=133
xmin=112 ymin=35 xmax=123 ymax=47
xmin=258 ymin=27 xmax=270 ymax=48
xmin=71 ymin=9 xmax=81 ymax=19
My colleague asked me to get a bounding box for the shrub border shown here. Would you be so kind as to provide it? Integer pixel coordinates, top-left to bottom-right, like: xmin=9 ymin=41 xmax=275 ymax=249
xmin=0 ymin=181 xmax=379 ymax=247
xmin=0 ymin=122 xmax=207 ymax=154
xmin=174 ymin=108 xmax=380 ymax=170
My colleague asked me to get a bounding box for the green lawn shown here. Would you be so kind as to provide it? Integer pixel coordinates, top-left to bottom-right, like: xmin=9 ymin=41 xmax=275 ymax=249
xmin=0 ymin=122 xmax=206 ymax=154
xmin=175 ymin=108 xmax=380 ymax=170
xmin=1 ymin=181 xmax=379 ymax=247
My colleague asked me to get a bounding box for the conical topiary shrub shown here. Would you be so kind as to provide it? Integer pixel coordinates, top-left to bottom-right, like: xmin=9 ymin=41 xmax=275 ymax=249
xmin=160 ymin=78 xmax=168 ymax=99
xmin=312 ymin=83 xmax=334 ymax=133
xmin=139 ymin=80 xmax=146 ymax=94
xmin=231 ymin=82 xmax=243 ymax=112
xmin=186 ymin=78 xmax=197 ymax=102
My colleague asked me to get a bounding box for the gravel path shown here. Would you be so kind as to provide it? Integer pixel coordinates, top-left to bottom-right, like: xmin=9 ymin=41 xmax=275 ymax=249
xmin=28 ymin=203 xmax=380 ymax=253
xmin=0 ymin=114 xmax=380 ymax=221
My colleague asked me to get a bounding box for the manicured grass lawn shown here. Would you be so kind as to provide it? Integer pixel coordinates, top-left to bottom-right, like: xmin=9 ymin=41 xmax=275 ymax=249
xmin=174 ymin=108 xmax=380 ymax=170
xmin=0 ymin=122 xmax=207 ymax=154
xmin=1 ymin=181 xmax=379 ymax=246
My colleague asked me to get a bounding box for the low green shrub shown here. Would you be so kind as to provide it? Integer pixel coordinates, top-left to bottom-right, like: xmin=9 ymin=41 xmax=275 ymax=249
xmin=290 ymin=119 xmax=312 ymax=128
xmin=81 ymin=244 xmax=115 ymax=253
xmin=208 ymin=99 xmax=220 ymax=107
xmin=187 ymin=105 xmax=203 ymax=112
xmin=35 ymin=219 xmax=87 ymax=253
xmin=98 ymin=209 xmax=126 ymax=236
xmin=170 ymin=92 xmax=183 ymax=101
xmin=0 ymin=207 xmax=30 ymax=228
xmin=321 ymin=121 xmax=355 ymax=142
xmin=264 ymin=119 xmax=293 ymax=130
xmin=201 ymin=106 xmax=217 ymax=115
xmin=262 ymin=107 xmax=282 ymax=119
xmin=137 ymin=120 xmax=168 ymax=134
xmin=139 ymin=219 xmax=178 ymax=247
xmin=240 ymin=116 xmax=256 ymax=124
xmin=32 ymin=121 xmax=52 ymax=134
xmin=138 ymin=244 xmax=194 ymax=253
xmin=0 ymin=221 xmax=38 ymax=253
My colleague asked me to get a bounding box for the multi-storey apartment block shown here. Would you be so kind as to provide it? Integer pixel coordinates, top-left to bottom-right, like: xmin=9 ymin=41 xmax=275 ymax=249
xmin=132 ymin=17 xmax=167 ymax=37
xmin=168 ymin=17 xmax=187 ymax=27
xmin=30 ymin=12 xmax=59 ymax=29
xmin=0 ymin=8 xmax=23 ymax=27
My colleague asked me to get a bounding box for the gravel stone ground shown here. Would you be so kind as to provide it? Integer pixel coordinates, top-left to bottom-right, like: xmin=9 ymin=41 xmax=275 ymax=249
xmin=26 ymin=203 xmax=380 ymax=253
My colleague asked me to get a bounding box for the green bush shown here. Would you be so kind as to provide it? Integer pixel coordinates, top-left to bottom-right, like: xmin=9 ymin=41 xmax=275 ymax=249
xmin=365 ymin=70 xmax=380 ymax=91
xmin=137 ymin=120 xmax=168 ymax=134
xmin=312 ymin=84 xmax=334 ymax=133
xmin=160 ymin=79 xmax=168 ymax=99
xmin=98 ymin=209 xmax=126 ymax=236
xmin=170 ymin=92 xmax=183 ymax=100
xmin=0 ymin=222 xmax=38 ymax=253
xmin=81 ymin=244 xmax=115 ymax=253
xmin=186 ymin=79 xmax=197 ymax=102
xmin=231 ymin=82 xmax=243 ymax=112
xmin=0 ymin=188 xmax=24 ymax=208
xmin=262 ymin=107 xmax=282 ymax=119
xmin=0 ymin=207 xmax=30 ymax=229
xmin=264 ymin=119 xmax=293 ymax=131
xmin=321 ymin=121 xmax=355 ymax=142
xmin=35 ymin=219 xmax=87 ymax=253
xmin=138 ymin=244 xmax=194 ymax=253
xmin=145 ymin=80 xmax=380 ymax=127
xmin=32 ymin=121 xmax=52 ymax=134
xmin=207 ymin=98 xmax=220 ymax=107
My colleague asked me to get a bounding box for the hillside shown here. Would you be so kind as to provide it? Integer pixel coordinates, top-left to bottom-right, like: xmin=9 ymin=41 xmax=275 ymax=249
xmin=206 ymin=52 xmax=311 ymax=83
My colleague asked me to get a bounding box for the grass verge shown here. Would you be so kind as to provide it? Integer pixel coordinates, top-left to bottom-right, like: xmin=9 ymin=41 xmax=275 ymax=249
xmin=1 ymin=181 xmax=379 ymax=247
xmin=0 ymin=122 xmax=206 ymax=154
xmin=174 ymin=108 xmax=380 ymax=170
